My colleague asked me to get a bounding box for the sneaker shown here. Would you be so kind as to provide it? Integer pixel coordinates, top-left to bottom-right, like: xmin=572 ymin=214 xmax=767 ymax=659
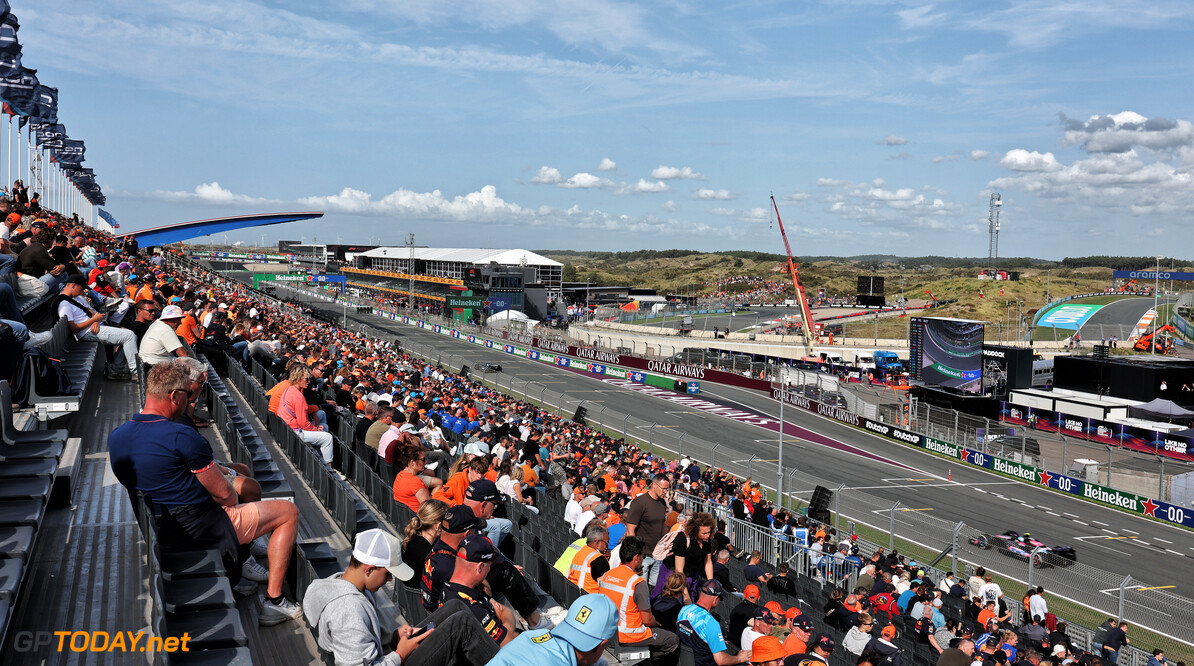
xmin=542 ymin=605 xmax=568 ymax=626
xmin=241 ymin=556 xmax=269 ymax=582
xmin=259 ymin=596 xmax=303 ymax=626
xmin=101 ymin=297 xmax=123 ymax=312
xmin=24 ymin=331 xmax=52 ymax=349
xmin=527 ymin=613 xmax=556 ymax=631
xmin=232 ymin=578 xmax=258 ymax=597
xmin=250 ymin=536 xmax=270 ymax=559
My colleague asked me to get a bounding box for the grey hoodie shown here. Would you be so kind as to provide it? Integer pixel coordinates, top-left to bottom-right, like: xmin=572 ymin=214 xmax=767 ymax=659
xmin=304 ymin=573 xmax=402 ymax=666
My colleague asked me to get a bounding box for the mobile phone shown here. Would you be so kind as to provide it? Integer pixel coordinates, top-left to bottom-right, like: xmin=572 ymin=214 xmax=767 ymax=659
xmin=409 ymin=622 xmax=435 ymax=639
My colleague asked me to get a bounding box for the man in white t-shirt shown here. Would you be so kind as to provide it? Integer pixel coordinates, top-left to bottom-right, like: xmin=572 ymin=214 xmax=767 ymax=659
xmin=140 ymin=305 xmax=189 ymax=367
xmin=740 ymin=607 xmax=777 ymax=652
xmin=57 ymin=275 xmax=138 ymax=380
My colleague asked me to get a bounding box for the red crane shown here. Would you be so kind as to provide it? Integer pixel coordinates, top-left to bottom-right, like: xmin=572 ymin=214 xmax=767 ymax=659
xmin=771 ymin=195 xmax=816 ymax=357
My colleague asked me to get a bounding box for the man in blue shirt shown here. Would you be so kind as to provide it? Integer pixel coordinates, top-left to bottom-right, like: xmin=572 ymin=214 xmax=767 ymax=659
xmin=677 ymin=579 xmax=751 ymax=666
xmin=488 ymin=593 xmax=617 ymax=666
xmin=109 ymin=360 xmax=303 ymax=627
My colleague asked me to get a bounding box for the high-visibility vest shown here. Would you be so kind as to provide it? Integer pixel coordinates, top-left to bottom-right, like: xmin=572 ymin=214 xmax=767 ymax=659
xmin=568 ymin=545 xmax=602 ymax=593
xmin=554 ymin=538 xmax=584 ymax=575
xmin=598 ymin=564 xmax=650 ymax=644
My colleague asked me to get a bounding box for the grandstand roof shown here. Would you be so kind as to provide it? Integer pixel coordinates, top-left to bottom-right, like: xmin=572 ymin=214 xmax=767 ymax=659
xmin=124 ymin=211 xmax=325 ymax=247
xmin=359 ymin=246 xmax=562 ymax=267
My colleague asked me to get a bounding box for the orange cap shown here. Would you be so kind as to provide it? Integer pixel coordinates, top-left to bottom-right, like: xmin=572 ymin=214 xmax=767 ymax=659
xmin=744 ymin=584 xmax=760 ymax=601
xmin=784 ymin=607 xmax=801 ymax=620
xmin=751 ymin=636 xmax=786 ymax=662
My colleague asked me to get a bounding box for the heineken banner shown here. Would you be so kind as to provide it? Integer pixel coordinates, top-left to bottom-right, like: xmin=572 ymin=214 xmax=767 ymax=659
xmin=446 ymin=296 xmax=486 ymax=309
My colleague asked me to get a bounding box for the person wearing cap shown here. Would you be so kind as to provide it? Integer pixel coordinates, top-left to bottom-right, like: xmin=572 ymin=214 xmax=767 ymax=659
xmin=304 ymin=528 xmax=500 ymax=666
xmin=488 ymin=593 xmax=618 ymax=666
xmin=729 ymin=584 xmax=762 ymax=645
xmin=596 ymin=535 xmax=679 ymax=661
xmin=463 ymin=479 xmax=514 ymax=548
xmin=741 ymin=607 xmax=777 ymax=652
xmin=781 ymin=615 xmax=815 ymax=656
xmin=787 ymin=634 xmax=836 ymax=666
xmin=677 ymin=579 xmax=751 ymax=665
xmin=567 ymin=524 xmax=610 ymax=594
xmin=865 ymin=625 xmax=904 ymax=666
xmin=56 ymin=273 xmax=139 ymax=380
xmin=749 ymin=635 xmax=786 ymax=666
xmin=572 ymin=495 xmax=601 ymax=536
xmin=140 ymin=303 xmax=191 ymax=367
xmin=442 ymin=534 xmax=519 ymax=647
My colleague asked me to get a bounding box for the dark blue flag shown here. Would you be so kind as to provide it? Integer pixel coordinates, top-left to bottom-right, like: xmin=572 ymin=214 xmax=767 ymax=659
xmin=0 ymin=66 xmax=37 ymax=115
xmin=32 ymin=84 xmax=55 ymax=123
xmin=0 ymin=13 xmax=18 ymax=56
xmin=0 ymin=46 xmax=19 ymax=79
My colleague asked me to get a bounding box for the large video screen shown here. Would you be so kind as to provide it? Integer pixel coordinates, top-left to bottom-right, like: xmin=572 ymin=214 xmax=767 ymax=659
xmin=909 ymin=317 xmax=985 ymax=393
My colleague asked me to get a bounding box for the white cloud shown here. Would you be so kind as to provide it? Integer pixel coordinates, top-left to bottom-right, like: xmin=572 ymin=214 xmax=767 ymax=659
xmin=529 ymin=166 xmax=563 ymax=184
xmin=932 ymin=155 xmax=958 ymax=164
xmin=970 ymin=150 xmax=989 ymax=161
xmin=882 ymin=134 xmax=908 ymax=146
xmin=779 ymin=191 xmax=810 ymax=205
xmin=140 ymin=182 xmax=281 ymax=206
xmin=707 ymin=206 xmax=769 ymax=223
xmin=614 ymin=179 xmax=670 ymax=194
xmin=692 ymin=188 xmax=734 ymax=200
xmin=898 ymin=4 xmax=947 ymax=30
xmin=814 ymin=177 xmax=964 ymax=230
xmin=1059 ymin=111 xmax=1194 ymax=153
xmin=597 ymin=157 xmax=617 ymax=171
xmin=990 ymin=149 xmax=1194 ymax=213
xmin=662 ymin=200 xmax=678 ymax=212
xmin=1000 ymin=149 xmax=1063 ymax=172
xmin=559 ymin=172 xmax=614 ymax=189
xmin=651 ymin=165 xmax=705 ymax=180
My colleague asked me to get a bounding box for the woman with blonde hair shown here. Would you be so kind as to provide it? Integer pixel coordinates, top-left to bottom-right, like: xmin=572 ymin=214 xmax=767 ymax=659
xmin=650 ymin=570 xmax=691 ymax=633
xmin=399 ymin=499 xmax=448 ymax=589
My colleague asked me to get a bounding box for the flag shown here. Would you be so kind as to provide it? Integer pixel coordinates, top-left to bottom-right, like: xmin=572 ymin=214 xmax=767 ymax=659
xmin=0 ymin=65 xmax=37 ymax=115
xmin=98 ymin=209 xmax=120 ymax=228
xmin=0 ymin=13 xmax=17 ymax=56
xmin=0 ymin=46 xmax=19 ymax=79
xmin=31 ymin=84 xmax=55 ymax=123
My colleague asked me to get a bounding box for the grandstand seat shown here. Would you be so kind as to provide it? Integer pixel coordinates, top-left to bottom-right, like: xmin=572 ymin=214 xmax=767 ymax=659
xmin=0 ymin=381 xmax=69 ymax=446
xmin=23 ymin=317 xmax=99 ymax=421
xmin=0 ymin=526 xmax=35 ymax=561
xmin=162 ymin=608 xmax=248 ymax=650
xmin=0 ymin=458 xmax=58 ymax=479
xmin=0 ymin=476 xmax=51 ymax=501
xmin=0 ymin=557 xmax=23 ymax=601
xmin=0 ymin=499 xmax=45 ymax=526
xmin=158 ymin=574 xmax=236 ymax=614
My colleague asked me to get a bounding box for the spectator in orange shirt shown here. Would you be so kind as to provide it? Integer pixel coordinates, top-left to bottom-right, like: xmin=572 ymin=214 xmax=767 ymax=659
xmin=433 ymin=456 xmax=487 ymax=506
xmin=175 ymin=303 xmax=203 ymax=345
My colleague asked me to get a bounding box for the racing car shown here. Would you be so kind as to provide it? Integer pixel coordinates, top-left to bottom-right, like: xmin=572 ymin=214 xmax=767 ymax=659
xmin=476 ymin=362 xmax=503 ymax=372
xmin=970 ymin=530 xmax=1077 ymax=568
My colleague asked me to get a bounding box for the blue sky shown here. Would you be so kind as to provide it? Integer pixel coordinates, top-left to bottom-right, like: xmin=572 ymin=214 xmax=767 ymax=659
xmin=19 ymin=0 xmax=1194 ymax=257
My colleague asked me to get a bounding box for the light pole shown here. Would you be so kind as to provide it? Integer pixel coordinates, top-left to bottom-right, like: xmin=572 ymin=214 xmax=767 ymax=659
xmin=778 ymin=382 xmax=785 ymax=507
xmin=407 ymin=233 xmax=416 ymax=316
xmin=1153 ymin=255 xmax=1162 ymax=355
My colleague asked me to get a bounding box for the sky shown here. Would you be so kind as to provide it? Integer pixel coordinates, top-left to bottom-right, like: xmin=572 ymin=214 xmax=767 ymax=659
xmin=16 ymin=0 xmax=1194 ymax=258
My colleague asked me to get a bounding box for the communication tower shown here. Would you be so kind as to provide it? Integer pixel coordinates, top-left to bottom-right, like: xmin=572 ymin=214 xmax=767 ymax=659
xmin=987 ymin=193 xmax=1002 ymax=274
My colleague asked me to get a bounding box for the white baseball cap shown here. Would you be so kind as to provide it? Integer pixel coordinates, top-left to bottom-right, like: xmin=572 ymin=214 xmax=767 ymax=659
xmin=352 ymin=529 xmax=415 ymax=582
xmin=160 ymin=305 xmax=185 ymax=320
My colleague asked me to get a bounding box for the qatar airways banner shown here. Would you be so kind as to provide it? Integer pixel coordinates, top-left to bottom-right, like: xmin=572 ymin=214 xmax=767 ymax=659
xmin=1000 ymin=402 xmax=1194 ymax=462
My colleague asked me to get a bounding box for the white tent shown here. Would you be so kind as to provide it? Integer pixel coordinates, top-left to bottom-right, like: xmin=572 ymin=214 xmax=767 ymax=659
xmin=486 ymin=310 xmax=540 ymax=329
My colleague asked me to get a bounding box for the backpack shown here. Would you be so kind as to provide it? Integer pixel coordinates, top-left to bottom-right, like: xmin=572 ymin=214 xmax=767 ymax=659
xmin=12 ymin=348 xmax=75 ymax=405
xmin=652 ymin=529 xmax=683 ymax=561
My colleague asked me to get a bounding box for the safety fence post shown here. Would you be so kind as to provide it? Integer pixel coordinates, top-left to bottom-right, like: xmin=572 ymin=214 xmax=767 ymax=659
xmin=889 ymin=501 xmax=900 ymax=552
xmin=834 ymin=483 xmax=846 ymax=532
xmin=748 ymin=455 xmax=757 ymax=480
xmin=952 ymin=522 xmax=964 ymax=577
xmin=1117 ymin=574 xmax=1131 ymax=623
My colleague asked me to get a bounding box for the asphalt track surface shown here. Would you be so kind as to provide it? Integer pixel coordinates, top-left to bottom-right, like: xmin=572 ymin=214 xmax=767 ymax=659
xmin=293 ymin=294 xmax=1194 ymax=597
xmin=1080 ymin=296 xmax=1176 ymax=331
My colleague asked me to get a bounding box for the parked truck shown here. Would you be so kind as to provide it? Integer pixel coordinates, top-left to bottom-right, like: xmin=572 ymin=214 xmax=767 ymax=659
xmin=873 ymin=350 xmax=904 ymax=373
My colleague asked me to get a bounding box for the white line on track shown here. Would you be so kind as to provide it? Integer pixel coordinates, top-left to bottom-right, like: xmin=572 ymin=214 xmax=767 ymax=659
xmin=1122 ymin=529 xmax=1138 ymax=534
xmin=1063 ymin=512 xmax=1080 ymax=518
xmin=1154 ymin=538 xmax=1172 ymax=544
xmin=1092 ymin=520 xmax=1109 ymax=527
